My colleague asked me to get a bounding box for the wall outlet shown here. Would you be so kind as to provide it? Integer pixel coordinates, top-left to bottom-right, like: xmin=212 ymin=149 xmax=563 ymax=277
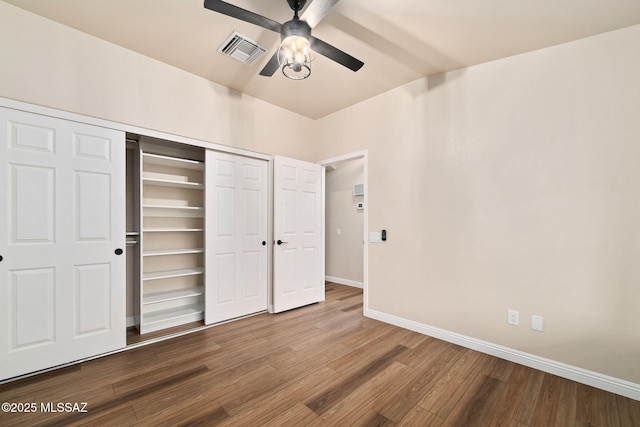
xmin=531 ymin=315 xmax=543 ymax=332
xmin=508 ymin=309 xmax=519 ymax=326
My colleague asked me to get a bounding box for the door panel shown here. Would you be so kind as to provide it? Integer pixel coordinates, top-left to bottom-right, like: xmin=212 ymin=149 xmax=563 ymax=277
xmin=75 ymin=171 xmax=111 ymax=241
xmin=205 ymin=151 xmax=268 ymax=324
xmin=0 ymin=107 xmax=125 ymax=380
xmin=10 ymin=268 xmax=55 ymax=348
xmin=10 ymin=164 xmax=55 ymax=243
xmin=273 ymin=156 xmax=324 ymax=313
xmin=75 ymin=263 xmax=112 ymax=335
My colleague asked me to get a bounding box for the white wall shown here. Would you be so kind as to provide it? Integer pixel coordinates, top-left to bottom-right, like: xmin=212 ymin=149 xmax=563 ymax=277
xmin=325 ymin=158 xmax=364 ymax=284
xmin=314 ymin=25 xmax=640 ymax=385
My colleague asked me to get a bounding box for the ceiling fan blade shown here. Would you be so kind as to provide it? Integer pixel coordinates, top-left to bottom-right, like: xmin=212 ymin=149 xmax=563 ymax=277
xmin=204 ymin=0 xmax=282 ymax=33
xmin=310 ymin=36 xmax=364 ymax=72
xmin=259 ymin=52 xmax=280 ymax=76
xmin=300 ymin=0 xmax=339 ymax=29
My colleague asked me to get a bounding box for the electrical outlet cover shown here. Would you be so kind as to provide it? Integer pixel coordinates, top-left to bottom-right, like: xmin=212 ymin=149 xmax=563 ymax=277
xmin=532 ymin=315 xmax=543 ymax=331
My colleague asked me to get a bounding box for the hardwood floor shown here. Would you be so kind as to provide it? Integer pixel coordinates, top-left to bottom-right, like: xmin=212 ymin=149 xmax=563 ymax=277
xmin=1 ymin=283 xmax=638 ymax=426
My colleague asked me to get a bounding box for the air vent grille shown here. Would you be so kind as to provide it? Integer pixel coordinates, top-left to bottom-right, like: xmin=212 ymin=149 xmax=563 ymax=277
xmin=218 ymin=31 xmax=267 ymax=66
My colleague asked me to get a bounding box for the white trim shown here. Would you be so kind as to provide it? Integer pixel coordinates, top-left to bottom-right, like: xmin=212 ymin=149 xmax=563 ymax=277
xmin=320 ymin=150 xmax=368 ymax=166
xmin=0 ymin=97 xmax=271 ymax=161
xmin=325 ymin=276 xmax=363 ymax=289
xmin=365 ymin=308 xmax=640 ymax=401
xmin=320 ymin=166 xmax=326 ymax=301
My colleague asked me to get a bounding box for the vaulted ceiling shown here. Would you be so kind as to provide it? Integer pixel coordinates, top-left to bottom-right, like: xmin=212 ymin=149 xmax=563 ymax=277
xmin=5 ymin=0 xmax=640 ymax=118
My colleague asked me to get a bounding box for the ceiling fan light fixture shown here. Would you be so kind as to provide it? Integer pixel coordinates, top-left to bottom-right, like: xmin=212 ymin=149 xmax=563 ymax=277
xmin=278 ymin=18 xmax=313 ymax=80
xmin=279 ymin=35 xmax=312 ymax=80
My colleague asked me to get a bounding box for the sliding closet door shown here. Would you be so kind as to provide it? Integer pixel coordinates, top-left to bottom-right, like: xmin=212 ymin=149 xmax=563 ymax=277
xmin=0 ymin=107 xmax=126 ymax=380
xmin=205 ymin=151 xmax=268 ymax=324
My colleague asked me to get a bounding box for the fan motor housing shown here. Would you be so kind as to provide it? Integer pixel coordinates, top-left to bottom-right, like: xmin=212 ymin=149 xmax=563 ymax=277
xmin=281 ymin=19 xmax=311 ymax=41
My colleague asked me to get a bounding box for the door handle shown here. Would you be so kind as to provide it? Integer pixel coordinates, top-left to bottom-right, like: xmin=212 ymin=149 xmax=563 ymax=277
xmin=262 ymin=241 xmax=267 ymax=246
xmin=115 ymin=248 xmax=124 ymax=255
xmin=276 ymin=240 xmax=288 ymax=245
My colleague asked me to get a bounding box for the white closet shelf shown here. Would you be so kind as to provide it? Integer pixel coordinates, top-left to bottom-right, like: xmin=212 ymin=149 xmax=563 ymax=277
xmin=143 ymin=248 xmax=204 ymax=257
xmin=142 ymin=304 xmax=204 ymax=332
xmin=143 ymin=267 xmax=204 ymax=281
xmin=142 ymin=153 xmax=204 ymax=170
xmin=143 ymin=205 xmax=204 ymax=218
xmin=143 ymin=228 xmax=204 ymax=233
xmin=142 ymin=178 xmax=204 ymax=189
xmin=143 ymin=286 xmax=204 ymax=305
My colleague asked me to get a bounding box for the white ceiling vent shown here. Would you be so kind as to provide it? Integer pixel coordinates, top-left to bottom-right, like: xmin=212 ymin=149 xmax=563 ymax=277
xmin=218 ymin=31 xmax=267 ymax=66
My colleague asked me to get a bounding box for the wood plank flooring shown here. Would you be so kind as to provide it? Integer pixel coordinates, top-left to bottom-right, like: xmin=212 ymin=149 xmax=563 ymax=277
xmin=1 ymin=283 xmax=638 ymax=426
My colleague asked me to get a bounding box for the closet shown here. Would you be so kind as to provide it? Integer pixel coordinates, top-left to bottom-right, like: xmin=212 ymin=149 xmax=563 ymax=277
xmin=128 ymin=136 xmax=269 ymax=337
xmin=133 ymin=138 xmax=206 ymax=334
xmin=0 ymin=100 xmax=272 ymax=379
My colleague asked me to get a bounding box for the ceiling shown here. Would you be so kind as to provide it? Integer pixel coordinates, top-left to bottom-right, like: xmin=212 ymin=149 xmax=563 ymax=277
xmin=5 ymin=0 xmax=640 ymax=119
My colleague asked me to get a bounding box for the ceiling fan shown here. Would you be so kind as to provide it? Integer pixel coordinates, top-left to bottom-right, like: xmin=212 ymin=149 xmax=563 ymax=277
xmin=204 ymin=0 xmax=364 ymax=80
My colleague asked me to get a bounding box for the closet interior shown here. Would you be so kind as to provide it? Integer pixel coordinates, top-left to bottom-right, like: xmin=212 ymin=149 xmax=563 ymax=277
xmin=126 ymin=135 xmax=206 ymax=343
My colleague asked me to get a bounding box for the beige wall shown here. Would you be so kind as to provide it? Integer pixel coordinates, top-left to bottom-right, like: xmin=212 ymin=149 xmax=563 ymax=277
xmin=2 ymin=0 xmax=640 ymax=386
xmin=325 ymin=158 xmax=364 ymax=284
xmin=314 ymin=25 xmax=640 ymax=383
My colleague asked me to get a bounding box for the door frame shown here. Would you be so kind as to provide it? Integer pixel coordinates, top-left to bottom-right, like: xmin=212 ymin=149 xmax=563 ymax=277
xmin=318 ymin=150 xmax=369 ymax=314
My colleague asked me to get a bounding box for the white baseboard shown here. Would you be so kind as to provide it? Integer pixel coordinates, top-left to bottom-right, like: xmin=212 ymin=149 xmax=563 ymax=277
xmin=365 ymin=308 xmax=640 ymax=401
xmin=325 ymin=275 xmax=363 ymax=289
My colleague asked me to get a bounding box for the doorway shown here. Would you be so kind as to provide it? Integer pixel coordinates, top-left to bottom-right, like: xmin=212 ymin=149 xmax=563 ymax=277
xmin=319 ymin=151 xmax=368 ymax=311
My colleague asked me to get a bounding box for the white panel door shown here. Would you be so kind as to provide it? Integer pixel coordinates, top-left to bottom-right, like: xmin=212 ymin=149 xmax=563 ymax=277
xmin=273 ymin=155 xmax=324 ymax=313
xmin=205 ymin=151 xmax=268 ymax=324
xmin=0 ymin=107 xmax=126 ymax=380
